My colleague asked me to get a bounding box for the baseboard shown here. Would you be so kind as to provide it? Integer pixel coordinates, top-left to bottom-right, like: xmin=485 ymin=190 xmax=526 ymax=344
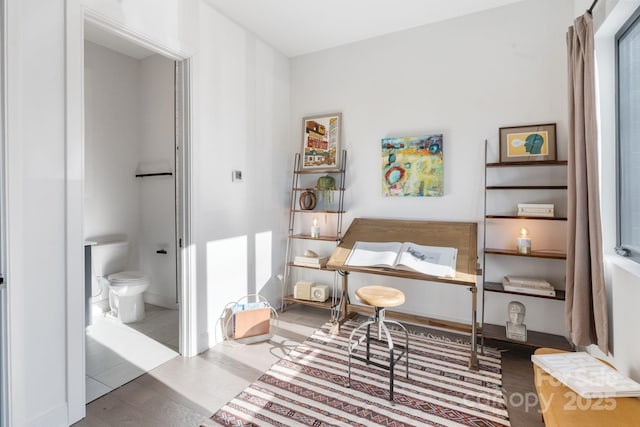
xmin=199 ymin=331 xmax=213 ymax=354
xmin=144 ymin=292 xmax=179 ymax=310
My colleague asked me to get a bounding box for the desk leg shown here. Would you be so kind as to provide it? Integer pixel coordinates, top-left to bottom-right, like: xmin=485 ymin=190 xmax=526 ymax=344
xmin=337 ymin=270 xmax=354 ymax=328
xmin=468 ymin=286 xmax=479 ymax=371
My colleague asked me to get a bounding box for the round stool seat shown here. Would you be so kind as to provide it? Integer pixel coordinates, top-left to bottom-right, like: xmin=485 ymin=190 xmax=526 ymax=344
xmin=356 ymin=285 xmax=405 ymax=308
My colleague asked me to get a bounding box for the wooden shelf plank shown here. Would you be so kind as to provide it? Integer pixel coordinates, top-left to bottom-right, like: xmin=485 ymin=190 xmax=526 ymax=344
xmin=287 ymin=262 xmax=334 ymax=271
xmin=484 ymin=248 xmax=566 ymax=259
xmin=283 ymin=295 xmax=336 ymax=309
xmin=486 ymin=185 xmax=567 ymax=190
xmin=292 ymin=187 xmax=346 ymax=191
xmin=486 ymin=160 xmax=568 ymax=167
xmin=485 ymin=215 xmax=567 ymax=221
xmin=484 ymin=281 xmax=566 ymax=301
xmin=482 ymin=323 xmax=573 ymax=351
xmin=294 ymin=169 xmax=343 ymax=175
xmin=292 ymin=209 xmax=345 ymax=214
xmin=289 ymin=234 xmax=340 ymax=242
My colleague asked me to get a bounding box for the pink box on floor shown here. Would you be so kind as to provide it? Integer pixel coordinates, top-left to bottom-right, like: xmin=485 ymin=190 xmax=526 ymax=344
xmin=233 ymin=307 xmax=271 ymax=339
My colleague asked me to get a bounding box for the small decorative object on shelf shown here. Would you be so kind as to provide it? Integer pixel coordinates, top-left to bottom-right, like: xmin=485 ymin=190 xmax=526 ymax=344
xmin=506 ymin=301 xmax=527 ymax=342
xmin=516 ymin=227 xmax=532 ymax=254
xmin=293 ymin=281 xmax=330 ymax=302
xmin=499 ymin=123 xmax=557 ymax=162
xmin=310 ymin=284 xmax=330 ymax=302
xmin=310 ymin=218 xmax=320 ymax=238
xmin=316 ymin=175 xmax=336 ymax=210
xmin=299 ymin=189 xmax=317 ymax=210
xmin=294 ymin=281 xmax=313 ymax=300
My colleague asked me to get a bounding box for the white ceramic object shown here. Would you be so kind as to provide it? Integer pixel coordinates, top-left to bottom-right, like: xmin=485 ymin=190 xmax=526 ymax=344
xmin=91 ymin=240 xmax=150 ymax=323
xmin=107 ymin=271 xmax=150 ymax=323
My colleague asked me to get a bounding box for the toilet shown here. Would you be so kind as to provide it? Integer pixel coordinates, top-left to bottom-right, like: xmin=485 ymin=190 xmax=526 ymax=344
xmin=107 ymin=270 xmax=150 ymax=323
xmin=91 ymin=239 xmax=150 ymax=323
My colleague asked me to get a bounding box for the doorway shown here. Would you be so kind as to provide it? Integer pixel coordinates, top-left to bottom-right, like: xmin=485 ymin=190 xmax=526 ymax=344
xmin=82 ymin=19 xmax=191 ymax=404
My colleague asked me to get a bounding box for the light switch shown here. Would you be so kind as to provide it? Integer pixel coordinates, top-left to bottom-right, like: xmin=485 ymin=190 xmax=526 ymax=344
xmin=232 ymin=170 xmax=243 ymax=182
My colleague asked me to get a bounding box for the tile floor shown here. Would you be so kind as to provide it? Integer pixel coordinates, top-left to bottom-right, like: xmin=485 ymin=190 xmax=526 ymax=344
xmin=85 ymin=304 xmax=180 ymax=403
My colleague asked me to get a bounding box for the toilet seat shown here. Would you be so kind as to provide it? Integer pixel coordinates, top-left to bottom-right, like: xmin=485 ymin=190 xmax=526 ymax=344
xmin=108 ymin=270 xmax=148 ymax=284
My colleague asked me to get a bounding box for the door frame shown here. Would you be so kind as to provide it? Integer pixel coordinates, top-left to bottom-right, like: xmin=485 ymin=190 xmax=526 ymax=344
xmin=65 ymin=5 xmax=195 ymax=423
xmin=0 ymin=0 xmax=7 ymax=423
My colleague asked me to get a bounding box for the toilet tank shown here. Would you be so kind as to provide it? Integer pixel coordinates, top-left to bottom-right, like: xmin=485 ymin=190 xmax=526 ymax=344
xmin=91 ymin=239 xmax=129 ymax=278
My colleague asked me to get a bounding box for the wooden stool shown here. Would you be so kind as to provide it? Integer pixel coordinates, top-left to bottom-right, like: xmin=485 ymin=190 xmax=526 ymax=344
xmin=347 ymin=285 xmax=409 ymax=402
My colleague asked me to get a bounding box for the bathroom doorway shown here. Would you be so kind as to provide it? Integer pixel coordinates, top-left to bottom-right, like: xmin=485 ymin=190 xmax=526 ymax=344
xmin=82 ymin=19 xmax=190 ymax=403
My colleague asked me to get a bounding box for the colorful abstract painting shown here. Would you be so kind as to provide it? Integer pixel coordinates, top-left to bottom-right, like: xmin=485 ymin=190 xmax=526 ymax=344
xmin=302 ymin=113 xmax=341 ymax=169
xmin=381 ymin=134 xmax=443 ymax=197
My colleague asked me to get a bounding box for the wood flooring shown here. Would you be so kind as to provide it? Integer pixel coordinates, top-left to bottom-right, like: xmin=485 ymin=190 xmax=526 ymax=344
xmin=74 ymin=305 xmax=544 ymax=426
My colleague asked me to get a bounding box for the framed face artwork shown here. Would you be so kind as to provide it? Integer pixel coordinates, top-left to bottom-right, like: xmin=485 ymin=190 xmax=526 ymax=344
xmin=499 ymin=123 xmax=557 ymax=163
xmin=301 ymin=113 xmax=341 ymax=170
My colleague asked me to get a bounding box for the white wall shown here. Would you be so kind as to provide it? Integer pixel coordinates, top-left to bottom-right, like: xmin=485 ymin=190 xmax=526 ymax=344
xmin=290 ymin=0 xmax=574 ymax=334
xmin=6 ymin=0 xmax=289 ymax=426
xmin=138 ymin=54 xmax=177 ymax=308
xmin=591 ymin=0 xmax=640 ymax=381
xmin=6 ymin=0 xmax=69 ymax=425
xmin=84 ymin=41 xmax=141 ymax=281
xmin=193 ymin=3 xmax=290 ymax=351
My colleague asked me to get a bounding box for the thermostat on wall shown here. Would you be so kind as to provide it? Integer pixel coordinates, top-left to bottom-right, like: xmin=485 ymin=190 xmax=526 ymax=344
xmin=232 ymin=170 xmax=243 ymax=182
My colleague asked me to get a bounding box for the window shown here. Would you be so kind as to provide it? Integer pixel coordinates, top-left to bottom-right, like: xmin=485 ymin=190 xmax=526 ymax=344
xmin=616 ymin=6 xmax=640 ymax=263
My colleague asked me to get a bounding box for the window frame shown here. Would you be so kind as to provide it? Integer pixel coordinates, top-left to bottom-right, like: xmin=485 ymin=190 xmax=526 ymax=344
xmin=615 ymin=5 xmax=640 ymax=263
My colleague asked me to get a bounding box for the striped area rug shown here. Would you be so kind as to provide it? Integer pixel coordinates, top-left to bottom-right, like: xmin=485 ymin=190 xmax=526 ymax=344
xmin=211 ymin=320 xmax=510 ymax=426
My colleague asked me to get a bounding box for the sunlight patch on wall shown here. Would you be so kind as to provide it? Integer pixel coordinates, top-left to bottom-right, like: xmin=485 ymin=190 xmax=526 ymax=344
xmin=206 ymin=236 xmax=248 ymax=307
xmin=255 ymin=231 xmax=273 ymax=293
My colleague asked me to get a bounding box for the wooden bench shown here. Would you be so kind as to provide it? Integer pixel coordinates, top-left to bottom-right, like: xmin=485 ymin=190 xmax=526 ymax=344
xmin=533 ymin=348 xmax=640 ymax=426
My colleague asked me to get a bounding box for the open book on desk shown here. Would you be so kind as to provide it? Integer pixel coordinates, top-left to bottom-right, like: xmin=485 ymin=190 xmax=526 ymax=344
xmin=345 ymin=241 xmax=457 ymax=277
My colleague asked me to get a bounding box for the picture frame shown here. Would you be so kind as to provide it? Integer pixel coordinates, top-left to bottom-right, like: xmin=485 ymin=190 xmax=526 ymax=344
xmin=301 ymin=112 xmax=341 ymax=169
xmin=499 ymin=123 xmax=557 ymax=163
xmin=381 ymin=134 xmax=444 ymax=197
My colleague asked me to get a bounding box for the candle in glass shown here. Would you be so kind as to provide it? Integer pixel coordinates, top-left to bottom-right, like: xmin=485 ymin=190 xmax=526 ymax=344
xmin=310 ymin=218 xmax=320 ymax=238
xmin=516 ymin=227 xmax=531 ymax=255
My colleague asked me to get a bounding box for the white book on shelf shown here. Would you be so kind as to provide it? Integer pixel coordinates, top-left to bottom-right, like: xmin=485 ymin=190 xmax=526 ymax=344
xmin=532 ymin=352 xmax=640 ymax=398
xmin=502 ymin=284 xmax=556 ymax=297
xmin=293 ymin=262 xmax=326 ymax=269
xmin=517 ymin=203 xmax=554 ymax=217
xmin=293 ymin=256 xmax=328 ymax=267
xmin=503 ymin=276 xmax=554 ymax=289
